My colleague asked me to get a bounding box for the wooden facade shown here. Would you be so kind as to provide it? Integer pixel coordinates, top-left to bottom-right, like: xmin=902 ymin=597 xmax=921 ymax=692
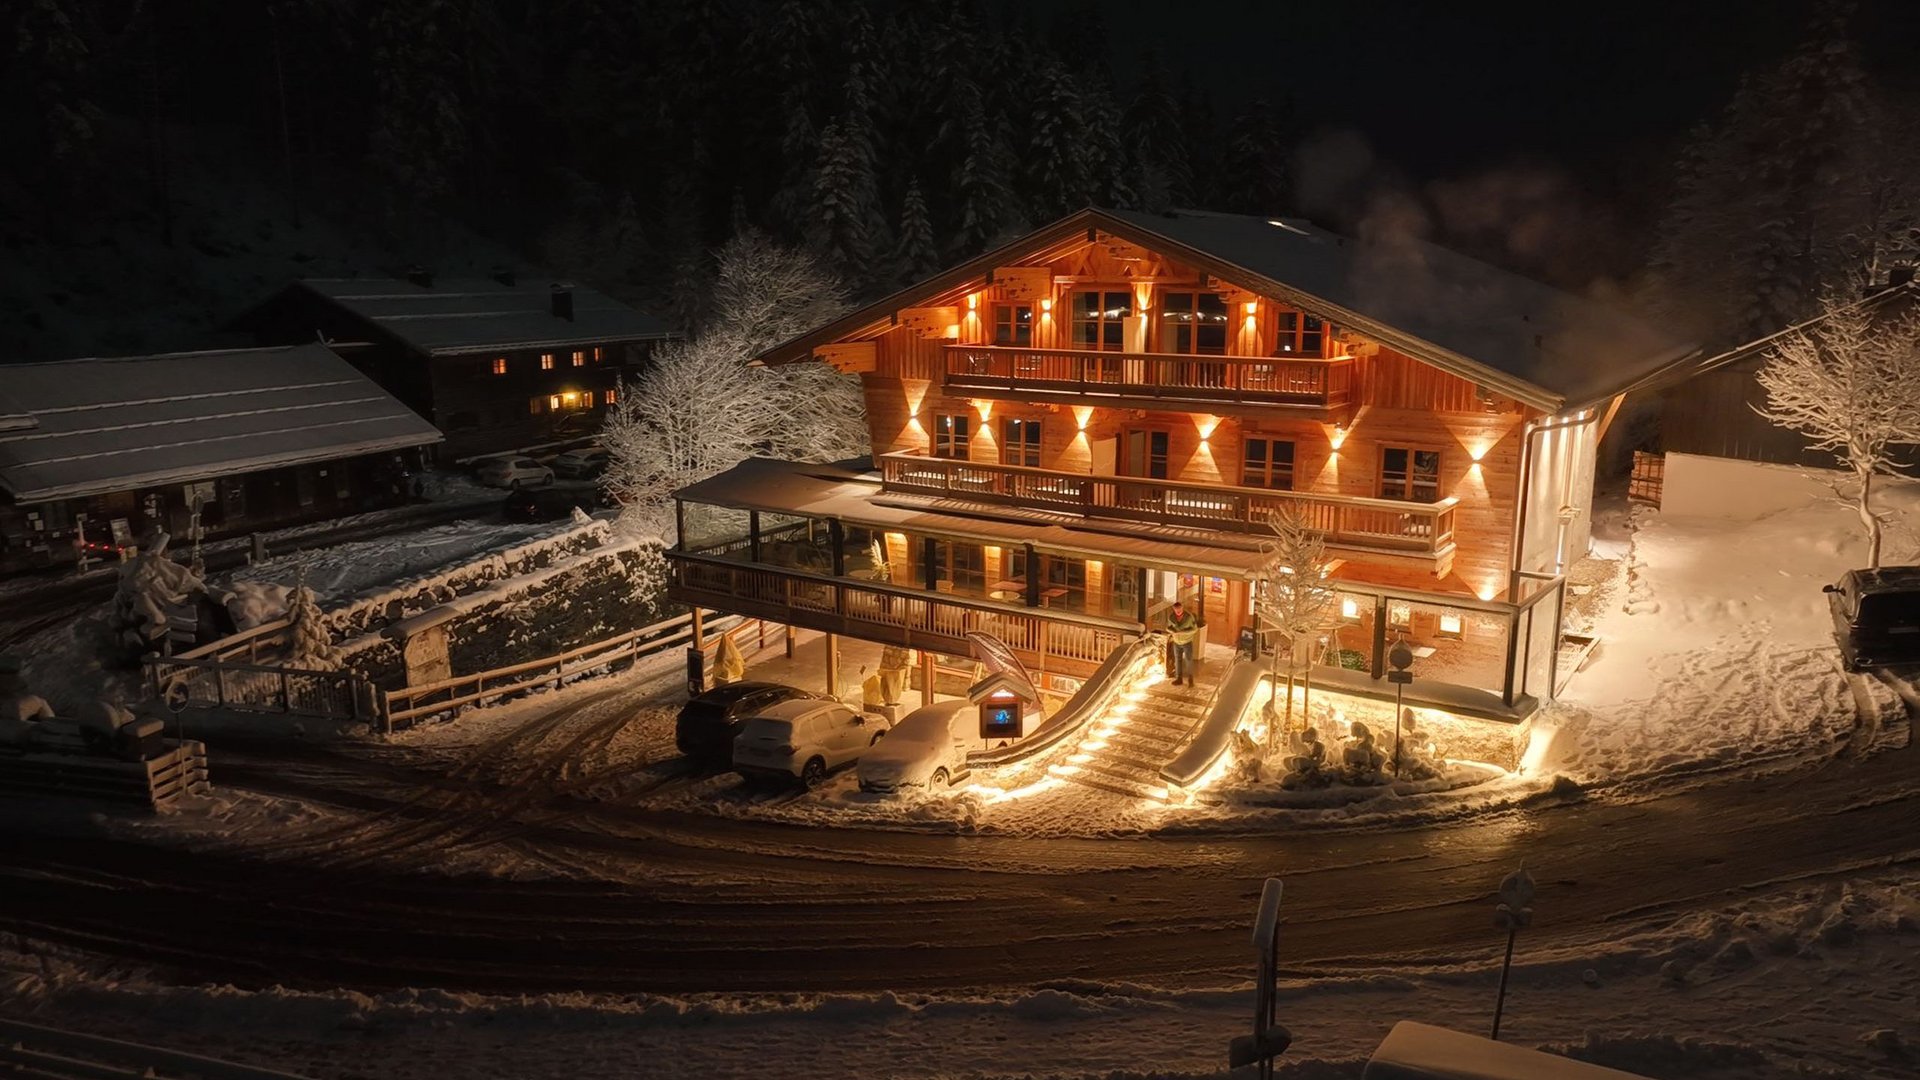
xmin=665 ymin=217 xmax=1655 ymax=718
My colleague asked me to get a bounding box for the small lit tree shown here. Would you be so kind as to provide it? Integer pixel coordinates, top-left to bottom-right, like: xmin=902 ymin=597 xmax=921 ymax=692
xmin=285 ymin=579 xmax=341 ymax=671
xmin=1754 ymin=296 xmax=1920 ymax=568
xmin=1253 ymin=505 xmax=1339 ymax=749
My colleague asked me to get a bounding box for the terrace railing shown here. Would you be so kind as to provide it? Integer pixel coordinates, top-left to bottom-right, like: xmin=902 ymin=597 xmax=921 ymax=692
xmin=666 ymin=553 xmax=1137 ymax=673
xmin=878 ymin=451 xmax=1457 ymax=554
xmin=943 ymin=345 xmax=1352 ymax=407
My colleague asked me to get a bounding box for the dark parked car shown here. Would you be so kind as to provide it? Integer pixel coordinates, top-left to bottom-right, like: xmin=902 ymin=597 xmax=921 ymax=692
xmin=1824 ymin=567 xmax=1920 ymax=671
xmin=675 ymin=682 xmax=822 ymax=762
xmin=502 ymin=487 xmax=584 ymax=523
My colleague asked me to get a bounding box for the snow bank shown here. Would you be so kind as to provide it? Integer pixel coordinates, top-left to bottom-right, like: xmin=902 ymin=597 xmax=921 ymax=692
xmin=3 ymin=870 xmax=1913 ymax=1079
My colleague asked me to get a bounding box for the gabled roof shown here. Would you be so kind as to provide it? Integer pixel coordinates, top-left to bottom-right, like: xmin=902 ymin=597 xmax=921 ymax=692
xmin=271 ymin=277 xmax=675 ymax=357
xmin=757 ymin=208 xmax=1698 ymax=413
xmin=0 ymin=344 xmax=442 ymax=504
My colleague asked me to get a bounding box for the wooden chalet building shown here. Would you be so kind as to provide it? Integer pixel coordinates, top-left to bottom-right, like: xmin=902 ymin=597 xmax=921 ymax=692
xmin=234 ymin=274 xmax=676 ymax=458
xmin=0 ymin=344 xmax=441 ymax=575
xmin=667 ymin=209 xmax=1698 ymax=721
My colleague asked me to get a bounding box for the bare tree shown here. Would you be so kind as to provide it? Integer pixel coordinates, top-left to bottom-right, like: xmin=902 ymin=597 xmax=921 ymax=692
xmin=601 ymin=231 xmax=867 ymax=538
xmin=1253 ymin=504 xmax=1339 ymax=749
xmin=1754 ymin=296 xmax=1920 ymax=568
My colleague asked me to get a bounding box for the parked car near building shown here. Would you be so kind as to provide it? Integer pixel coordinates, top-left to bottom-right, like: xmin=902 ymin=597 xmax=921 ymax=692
xmin=675 ymin=682 xmax=821 ymax=763
xmin=732 ymin=699 xmax=889 ymax=788
xmin=476 ymin=457 xmax=554 ymax=489
xmin=857 ymin=700 xmax=973 ymax=794
xmin=1824 ymin=567 xmax=1920 ymax=671
xmin=552 ymin=445 xmax=609 ymax=479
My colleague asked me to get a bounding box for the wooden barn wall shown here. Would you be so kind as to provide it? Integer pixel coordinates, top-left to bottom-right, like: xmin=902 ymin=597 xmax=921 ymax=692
xmin=1660 ymin=363 xmax=1842 ymax=469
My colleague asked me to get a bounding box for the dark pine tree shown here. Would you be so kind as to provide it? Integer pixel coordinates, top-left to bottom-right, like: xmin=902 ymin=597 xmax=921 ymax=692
xmin=1221 ymin=96 xmax=1294 ymax=215
xmin=1024 ymin=60 xmax=1092 ymax=219
xmin=944 ymin=77 xmax=1022 ymax=257
xmin=892 ymin=177 xmax=941 ymax=285
xmin=809 ymin=63 xmax=889 ymax=288
xmin=1125 ymin=55 xmax=1195 ymax=212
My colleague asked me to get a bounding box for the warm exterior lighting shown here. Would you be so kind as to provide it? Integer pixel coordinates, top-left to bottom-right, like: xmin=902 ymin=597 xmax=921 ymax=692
xmin=1040 ymin=298 xmax=1053 ymax=313
xmin=1073 ymin=405 xmax=1095 ymax=431
xmin=966 ymin=293 xmax=979 ymax=310
xmin=1330 ymin=424 xmax=1348 ymax=450
xmin=1243 ymin=300 xmax=1259 ymax=315
xmin=1340 ymin=596 xmax=1360 ymax=620
xmin=1196 ymin=415 xmax=1221 ymax=441
xmin=973 ymin=398 xmax=993 ymax=420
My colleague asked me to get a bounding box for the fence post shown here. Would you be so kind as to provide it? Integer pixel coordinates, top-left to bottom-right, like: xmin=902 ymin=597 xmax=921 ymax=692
xmin=214 ymin=663 xmax=227 ymax=708
xmin=279 ymin=670 xmax=291 ymax=712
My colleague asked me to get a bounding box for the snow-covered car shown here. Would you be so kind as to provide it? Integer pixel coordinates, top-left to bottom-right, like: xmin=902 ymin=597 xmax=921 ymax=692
xmin=857 ymin=700 xmax=974 ymax=794
xmin=731 ymin=699 xmax=889 ymax=788
xmin=676 ymin=681 xmax=822 ymax=763
xmin=475 ymin=457 xmax=555 ymax=489
xmin=552 ymin=446 xmax=610 ymax=479
xmin=1824 ymin=567 xmax=1920 ymax=671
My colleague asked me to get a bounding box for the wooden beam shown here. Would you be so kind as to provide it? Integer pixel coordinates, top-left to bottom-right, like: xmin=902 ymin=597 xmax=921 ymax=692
xmin=898 ymin=306 xmax=959 ymax=337
xmin=815 ymin=341 xmax=877 ymax=373
xmin=1594 ymin=393 xmax=1627 ymax=444
xmin=990 ymin=266 xmax=1052 ymax=300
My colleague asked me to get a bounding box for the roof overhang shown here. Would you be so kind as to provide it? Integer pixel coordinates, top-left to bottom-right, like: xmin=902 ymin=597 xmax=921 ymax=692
xmin=755 ymin=208 xmax=1695 ymax=415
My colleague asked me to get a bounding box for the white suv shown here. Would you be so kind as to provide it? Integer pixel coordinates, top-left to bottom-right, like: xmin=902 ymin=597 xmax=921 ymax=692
xmin=732 ymin=699 xmax=889 ymax=788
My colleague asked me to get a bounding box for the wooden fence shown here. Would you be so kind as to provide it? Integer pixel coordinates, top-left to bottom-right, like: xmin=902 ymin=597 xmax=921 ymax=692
xmin=383 ymin=611 xmax=700 ymax=726
xmin=0 ymin=739 xmax=208 ymax=811
xmin=145 ymin=654 xmax=387 ymax=729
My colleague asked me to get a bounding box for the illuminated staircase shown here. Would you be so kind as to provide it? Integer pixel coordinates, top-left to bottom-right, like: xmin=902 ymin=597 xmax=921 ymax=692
xmin=1048 ymin=672 xmax=1215 ymax=801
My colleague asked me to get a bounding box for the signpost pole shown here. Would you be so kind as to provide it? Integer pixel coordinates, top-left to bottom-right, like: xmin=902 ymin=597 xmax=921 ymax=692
xmin=1387 ymin=636 xmax=1414 ymax=776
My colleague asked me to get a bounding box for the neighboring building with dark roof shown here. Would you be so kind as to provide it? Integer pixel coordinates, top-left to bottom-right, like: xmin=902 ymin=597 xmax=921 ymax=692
xmin=668 ymin=208 xmax=1700 ymax=747
xmin=1653 ymin=276 xmax=1919 ymax=470
xmin=233 ymin=273 xmax=677 ymax=457
xmin=0 ymin=344 xmax=441 ymax=573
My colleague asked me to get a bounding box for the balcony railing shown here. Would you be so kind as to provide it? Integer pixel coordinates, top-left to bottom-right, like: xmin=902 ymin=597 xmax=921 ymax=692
xmin=943 ymin=345 xmax=1352 ymax=407
xmin=666 ymin=552 xmax=1136 ymax=673
xmin=879 ymin=451 xmax=1457 ymax=555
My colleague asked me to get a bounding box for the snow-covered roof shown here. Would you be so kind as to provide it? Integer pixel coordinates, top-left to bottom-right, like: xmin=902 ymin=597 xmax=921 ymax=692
xmin=0 ymin=344 xmax=442 ymax=504
xmin=1675 ymin=278 xmax=1920 ymax=382
xmin=287 ymin=277 xmax=675 ymax=357
xmin=755 ymin=208 xmax=1698 ymax=413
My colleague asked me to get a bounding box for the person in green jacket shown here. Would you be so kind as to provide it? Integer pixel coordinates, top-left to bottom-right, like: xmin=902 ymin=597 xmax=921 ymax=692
xmin=1165 ymin=599 xmax=1203 ymax=686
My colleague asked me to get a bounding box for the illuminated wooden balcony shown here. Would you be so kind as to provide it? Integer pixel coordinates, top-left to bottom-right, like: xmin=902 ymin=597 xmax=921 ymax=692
xmin=942 ymin=344 xmax=1353 ymax=410
xmin=665 ymin=552 xmax=1136 ymax=676
xmin=878 ymin=451 xmax=1457 ymax=559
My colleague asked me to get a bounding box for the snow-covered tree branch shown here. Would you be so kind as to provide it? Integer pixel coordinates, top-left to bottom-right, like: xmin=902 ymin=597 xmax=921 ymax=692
xmin=1754 ymin=296 xmax=1920 ymax=567
xmin=601 ymin=231 xmax=867 ymax=537
xmin=1253 ymin=505 xmax=1339 ymax=745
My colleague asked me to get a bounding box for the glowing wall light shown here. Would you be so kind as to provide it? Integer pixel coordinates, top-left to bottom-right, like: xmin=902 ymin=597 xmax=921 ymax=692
xmin=1438 ymin=611 xmax=1463 ymax=637
xmin=1340 ymin=595 xmax=1360 ymax=620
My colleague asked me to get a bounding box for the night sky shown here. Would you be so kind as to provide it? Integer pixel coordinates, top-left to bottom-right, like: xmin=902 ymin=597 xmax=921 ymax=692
xmin=1040 ymin=0 xmax=1920 ymax=180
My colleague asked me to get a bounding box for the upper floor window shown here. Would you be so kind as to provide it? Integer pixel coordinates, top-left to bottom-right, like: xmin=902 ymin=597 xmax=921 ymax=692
xmin=571 ymin=350 xmax=586 ymax=367
xmin=1121 ymin=428 xmax=1169 ymax=479
xmin=1157 ymin=292 xmax=1229 ymax=355
xmin=1002 ymin=417 xmax=1041 ymax=468
xmin=1241 ymin=437 xmax=1294 ymax=490
xmin=932 ymin=540 xmax=988 ymax=597
xmin=603 ymin=388 xmax=617 ymax=405
xmin=1071 ymin=291 xmax=1131 ymax=352
xmin=1276 ymin=312 xmax=1327 ymax=357
xmin=540 ymin=353 xmax=555 ymax=371
xmin=993 ymin=304 xmax=1034 ymax=347
xmin=934 ymin=414 xmax=971 ymax=459
xmin=592 ymin=346 xmax=605 ymax=362
xmin=490 ymin=357 xmax=508 ymax=375
xmin=1380 ymin=447 xmax=1441 ymax=502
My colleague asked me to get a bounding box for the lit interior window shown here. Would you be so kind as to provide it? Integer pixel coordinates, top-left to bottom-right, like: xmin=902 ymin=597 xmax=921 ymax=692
xmin=603 ymin=388 xmax=617 ymax=405
xmin=571 ymin=351 xmax=585 ymax=367
xmin=562 ymin=391 xmax=581 ymax=408
xmin=490 ymin=357 xmax=507 ymax=375
xmin=592 ymin=346 xmax=604 ymax=362
xmin=540 ymin=353 xmax=555 ymax=370
xmin=1439 ymin=611 xmax=1463 ymax=637
xmin=1388 ymin=600 xmax=1411 ymax=628
xmin=1340 ymin=596 xmax=1360 ymax=620
xmin=548 ymin=394 xmax=561 ymax=410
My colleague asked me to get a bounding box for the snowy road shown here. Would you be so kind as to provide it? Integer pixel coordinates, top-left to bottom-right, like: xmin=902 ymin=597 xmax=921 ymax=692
xmin=3 ymin=672 xmax=1916 ymax=997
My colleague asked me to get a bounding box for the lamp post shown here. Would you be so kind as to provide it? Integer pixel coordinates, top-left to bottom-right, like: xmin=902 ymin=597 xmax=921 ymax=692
xmin=1386 ymin=635 xmax=1413 ymax=776
xmin=1490 ymin=863 xmax=1535 ymax=1040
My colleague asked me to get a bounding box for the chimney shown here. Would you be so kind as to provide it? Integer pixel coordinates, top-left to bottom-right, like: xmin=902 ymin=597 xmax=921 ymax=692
xmin=493 ymin=268 xmax=516 ymax=287
xmin=404 ymin=265 xmax=433 ymax=288
xmin=550 ymin=283 xmax=574 ymax=322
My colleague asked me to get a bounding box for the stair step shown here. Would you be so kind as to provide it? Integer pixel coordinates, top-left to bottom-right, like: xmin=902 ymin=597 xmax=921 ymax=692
xmin=1099 ymin=728 xmax=1186 ymax=755
xmin=1098 ymin=749 xmax=1171 ymax=774
xmin=1071 ymin=756 xmax=1162 ymax=785
xmin=1120 ymin=712 xmax=1198 ymax=736
xmin=1050 ymin=764 xmax=1168 ymax=802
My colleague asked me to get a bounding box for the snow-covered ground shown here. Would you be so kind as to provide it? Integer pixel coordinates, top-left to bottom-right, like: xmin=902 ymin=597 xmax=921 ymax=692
xmin=3 ymin=870 xmax=1914 ymax=1079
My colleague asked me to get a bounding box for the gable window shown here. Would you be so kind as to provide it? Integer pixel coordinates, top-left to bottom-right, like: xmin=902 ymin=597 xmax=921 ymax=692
xmin=1157 ymin=292 xmax=1229 ymax=355
xmin=490 ymin=357 xmax=508 ymax=375
xmin=1242 ymin=437 xmax=1295 ymax=490
xmin=540 ymin=353 xmax=555 ymax=371
xmin=1071 ymin=290 xmax=1132 ymax=352
xmin=1380 ymin=447 xmax=1442 ymax=502
xmin=934 ymin=414 xmax=971 ymax=459
xmin=1002 ymin=417 xmax=1041 ymax=468
xmin=1276 ymin=312 xmax=1328 ymax=357
xmin=993 ymin=304 xmax=1035 ymax=347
